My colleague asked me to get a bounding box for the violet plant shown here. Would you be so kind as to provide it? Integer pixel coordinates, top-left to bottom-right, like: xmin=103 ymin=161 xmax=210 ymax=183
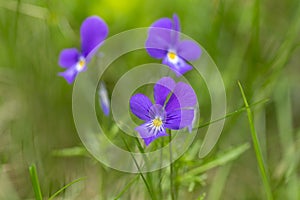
xmin=145 ymin=14 xmax=202 ymax=76
xmin=130 ymin=77 xmax=197 ymax=146
xmin=58 ymin=16 xmax=108 ymax=84
xmin=58 ymin=16 xmax=110 ymax=116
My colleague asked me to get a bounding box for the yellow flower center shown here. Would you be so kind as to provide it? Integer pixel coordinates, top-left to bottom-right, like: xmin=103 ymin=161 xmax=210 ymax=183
xmin=152 ymin=118 xmax=163 ymax=128
xmin=168 ymin=51 xmax=177 ymax=60
xmin=78 ymin=59 xmax=85 ymax=68
xmin=75 ymin=57 xmax=86 ymax=71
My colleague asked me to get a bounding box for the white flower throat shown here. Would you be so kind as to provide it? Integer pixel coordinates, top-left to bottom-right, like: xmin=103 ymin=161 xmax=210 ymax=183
xmin=167 ymin=51 xmax=179 ymax=63
xmin=76 ymin=57 xmax=86 ymax=71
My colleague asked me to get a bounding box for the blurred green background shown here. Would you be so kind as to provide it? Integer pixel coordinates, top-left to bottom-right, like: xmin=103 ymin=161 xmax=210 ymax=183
xmin=0 ymin=0 xmax=300 ymax=199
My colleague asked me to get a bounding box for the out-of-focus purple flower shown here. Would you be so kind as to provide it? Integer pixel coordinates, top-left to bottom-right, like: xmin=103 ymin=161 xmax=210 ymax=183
xmin=145 ymin=14 xmax=202 ymax=76
xmin=130 ymin=77 xmax=197 ymax=146
xmin=58 ymin=16 xmax=108 ymax=84
xmin=98 ymin=81 xmax=110 ymax=116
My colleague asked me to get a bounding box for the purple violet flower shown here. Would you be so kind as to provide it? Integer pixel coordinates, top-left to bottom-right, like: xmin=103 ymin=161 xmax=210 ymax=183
xmin=145 ymin=14 xmax=202 ymax=76
xmin=58 ymin=16 xmax=108 ymax=84
xmin=98 ymin=81 xmax=110 ymax=116
xmin=130 ymin=77 xmax=197 ymax=146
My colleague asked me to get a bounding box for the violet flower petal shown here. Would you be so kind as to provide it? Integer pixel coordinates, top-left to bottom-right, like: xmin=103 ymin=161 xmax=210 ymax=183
xmin=188 ymin=108 xmax=197 ymax=133
xmin=162 ymin=56 xmax=193 ymax=76
xmin=58 ymin=67 xmax=78 ymax=84
xmin=149 ymin=17 xmax=173 ymax=42
xmin=135 ymin=123 xmax=167 ymax=146
xmin=165 ymin=109 xmax=195 ymax=130
xmin=165 ymin=82 xmax=197 ymax=112
xmin=177 ymin=40 xmax=202 ymax=61
xmin=172 ymin=14 xmax=180 ymax=44
xmin=145 ymin=42 xmax=168 ymax=59
xmin=173 ymin=14 xmax=180 ymax=32
xmin=154 ymin=77 xmax=176 ymax=106
xmin=58 ymin=48 xmax=80 ymax=68
xmin=98 ymin=82 xmax=110 ymax=116
xmin=130 ymin=94 xmax=153 ymax=121
xmin=148 ymin=104 xmax=165 ymax=120
xmin=80 ymin=16 xmax=108 ymax=57
xmin=145 ymin=18 xmax=174 ymax=59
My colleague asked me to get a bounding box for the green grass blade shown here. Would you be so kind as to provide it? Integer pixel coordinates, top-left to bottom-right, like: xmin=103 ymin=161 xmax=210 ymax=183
xmin=182 ymin=143 xmax=250 ymax=179
xmin=114 ymin=175 xmax=139 ymax=200
xmin=238 ymin=82 xmax=273 ymax=200
xmin=48 ymin=177 xmax=86 ymax=200
xmin=29 ymin=164 xmax=43 ymax=200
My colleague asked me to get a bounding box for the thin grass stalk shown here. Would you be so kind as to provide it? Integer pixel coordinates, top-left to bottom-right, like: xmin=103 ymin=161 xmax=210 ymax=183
xmin=238 ymin=82 xmax=273 ymax=200
xmin=29 ymin=164 xmax=43 ymax=200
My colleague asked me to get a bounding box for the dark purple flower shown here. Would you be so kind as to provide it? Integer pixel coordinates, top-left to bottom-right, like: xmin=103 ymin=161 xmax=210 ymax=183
xmin=145 ymin=14 xmax=202 ymax=76
xmin=58 ymin=16 xmax=108 ymax=84
xmin=98 ymin=81 xmax=110 ymax=116
xmin=130 ymin=77 xmax=197 ymax=146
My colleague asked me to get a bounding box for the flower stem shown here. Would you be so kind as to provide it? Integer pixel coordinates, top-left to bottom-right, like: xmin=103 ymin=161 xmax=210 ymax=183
xmin=158 ymin=139 xmax=164 ymax=199
xmin=121 ymin=135 xmax=156 ymax=200
xmin=169 ymin=130 xmax=176 ymax=200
